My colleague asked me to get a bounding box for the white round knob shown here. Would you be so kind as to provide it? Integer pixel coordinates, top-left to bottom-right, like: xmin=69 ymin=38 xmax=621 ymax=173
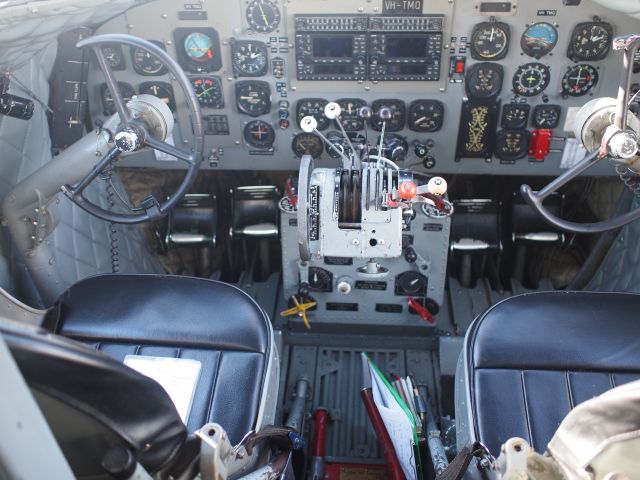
xmin=324 ymin=102 xmax=341 ymax=119
xmin=427 ymin=176 xmax=448 ymax=196
xmin=337 ymin=280 xmax=352 ymax=295
xmin=300 ymin=116 xmax=318 ymax=133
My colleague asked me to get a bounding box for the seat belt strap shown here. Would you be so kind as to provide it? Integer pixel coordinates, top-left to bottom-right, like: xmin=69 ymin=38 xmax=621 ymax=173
xmin=435 ymin=442 xmax=491 ymax=480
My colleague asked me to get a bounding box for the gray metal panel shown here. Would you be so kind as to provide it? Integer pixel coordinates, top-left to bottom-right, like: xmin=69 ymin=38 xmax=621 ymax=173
xmin=285 ymin=343 xmax=439 ymax=463
xmin=280 ymin=202 xmax=450 ymax=326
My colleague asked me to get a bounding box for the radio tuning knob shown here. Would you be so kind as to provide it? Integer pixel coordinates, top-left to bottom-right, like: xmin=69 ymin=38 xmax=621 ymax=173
xmin=378 ymin=107 xmax=393 ymax=121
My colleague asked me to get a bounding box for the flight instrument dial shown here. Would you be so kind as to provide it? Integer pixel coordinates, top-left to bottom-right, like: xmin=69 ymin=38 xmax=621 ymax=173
xmin=408 ymin=100 xmax=444 ymax=132
xmin=231 ymin=41 xmax=268 ymax=77
xmin=532 ymin=104 xmax=561 ymax=129
xmin=521 ymin=22 xmax=558 ymax=58
xmin=568 ymin=22 xmax=613 ymax=61
xmin=191 ymin=77 xmax=224 ymax=108
xmin=465 ymin=63 xmax=504 ymax=99
xmin=470 ymin=21 xmax=510 ymax=60
xmin=246 ymin=0 xmax=281 ymax=33
xmin=236 ymin=80 xmax=271 ymax=116
xmin=512 ymin=63 xmax=550 ymax=97
xmin=561 ymin=64 xmax=598 ymax=97
xmin=244 ymin=120 xmax=275 ymax=149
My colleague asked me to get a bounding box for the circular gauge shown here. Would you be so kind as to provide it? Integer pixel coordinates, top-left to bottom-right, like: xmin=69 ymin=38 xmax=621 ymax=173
xmin=100 ymin=82 xmax=135 ymax=116
xmin=336 ymin=98 xmax=367 ymax=131
xmin=101 ymin=45 xmax=124 ymax=70
xmin=131 ymin=41 xmax=167 ymax=76
xmin=561 ymin=64 xmax=598 ymax=97
xmin=408 ymin=100 xmax=444 ymax=132
xmin=236 ymin=81 xmax=271 ymax=116
xmin=246 ymin=0 xmax=281 ymax=33
xmin=191 ymin=77 xmax=223 ymax=108
xmin=470 ymin=21 xmax=510 ymax=60
xmin=184 ymin=32 xmax=215 ymax=63
xmin=231 ymin=41 xmax=268 ymax=77
xmin=308 ymin=267 xmax=332 ymax=291
xmin=296 ymin=99 xmax=330 ymax=130
xmin=532 ymin=104 xmax=561 ymax=129
xmin=244 ymin=120 xmax=275 ymax=149
xmin=501 ymin=104 xmax=530 ymax=129
xmin=395 ymin=271 xmax=427 ymax=296
xmin=292 ymin=132 xmax=323 ymax=159
xmin=521 ymin=22 xmax=558 ymax=58
xmin=512 ymin=63 xmax=550 ymax=97
xmin=370 ymin=100 xmax=406 ymax=132
xmin=495 ymin=130 xmax=529 ymax=161
xmin=326 ymin=131 xmax=346 ymax=159
xmin=139 ymin=81 xmax=176 ymax=111
xmin=568 ymin=22 xmax=612 ymax=61
xmin=465 ymin=63 xmax=504 ymax=99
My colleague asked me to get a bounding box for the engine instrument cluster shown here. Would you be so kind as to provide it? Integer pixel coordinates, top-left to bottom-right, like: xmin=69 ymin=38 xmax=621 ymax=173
xmin=85 ymin=0 xmax=640 ymax=176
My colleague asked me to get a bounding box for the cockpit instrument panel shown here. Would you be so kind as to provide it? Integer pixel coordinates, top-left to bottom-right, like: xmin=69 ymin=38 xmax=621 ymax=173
xmin=86 ymin=0 xmax=640 ymax=176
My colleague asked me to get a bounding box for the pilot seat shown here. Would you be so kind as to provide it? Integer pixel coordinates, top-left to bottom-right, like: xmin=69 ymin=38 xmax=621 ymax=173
xmin=1 ymin=274 xmax=279 ymax=478
xmin=455 ymin=291 xmax=640 ymax=458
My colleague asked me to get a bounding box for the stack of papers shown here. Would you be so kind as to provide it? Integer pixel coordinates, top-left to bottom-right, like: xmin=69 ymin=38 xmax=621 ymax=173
xmin=362 ymin=353 xmax=420 ymax=480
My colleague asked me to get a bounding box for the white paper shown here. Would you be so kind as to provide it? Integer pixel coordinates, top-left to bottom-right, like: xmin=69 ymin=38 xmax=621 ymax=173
xmin=560 ymin=138 xmax=588 ymax=169
xmin=368 ymin=363 xmax=417 ymax=480
xmin=124 ymin=355 xmax=201 ymax=424
xmin=154 ymin=132 xmax=178 ymax=162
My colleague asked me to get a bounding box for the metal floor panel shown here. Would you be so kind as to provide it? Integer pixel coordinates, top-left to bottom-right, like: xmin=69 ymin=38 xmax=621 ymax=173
xmin=283 ymin=341 xmax=439 ymax=463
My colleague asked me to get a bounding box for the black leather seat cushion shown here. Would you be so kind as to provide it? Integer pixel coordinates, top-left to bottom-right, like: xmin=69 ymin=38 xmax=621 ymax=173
xmin=466 ymin=291 xmax=640 ymax=455
xmin=45 ymin=274 xmax=271 ymax=445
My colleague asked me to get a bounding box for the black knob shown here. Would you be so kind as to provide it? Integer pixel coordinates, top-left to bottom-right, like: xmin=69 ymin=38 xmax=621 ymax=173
xmin=414 ymin=144 xmax=428 ymax=158
xmin=423 ymin=155 xmax=436 ymax=169
xmin=298 ymin=282 xmax=310 ymax=297
xmin=404 ymin=247 xmax=418 ymax=263
xmin=101 ymin=446 xmax=136 ymax=479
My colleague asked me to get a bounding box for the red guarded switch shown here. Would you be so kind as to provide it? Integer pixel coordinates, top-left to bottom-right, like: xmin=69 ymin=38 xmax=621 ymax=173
xmin=528 ymin=129 xmax=552 ymax=161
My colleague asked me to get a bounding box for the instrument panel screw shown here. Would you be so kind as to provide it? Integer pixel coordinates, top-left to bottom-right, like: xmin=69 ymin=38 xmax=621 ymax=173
xmin=352 ymin=239 xmax=360 ymax=246
xmin=161 ymin=13 xmax=168 ymax=19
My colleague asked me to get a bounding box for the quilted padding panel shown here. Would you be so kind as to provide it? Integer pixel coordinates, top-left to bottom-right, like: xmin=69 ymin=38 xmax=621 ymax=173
xmin=50 ymin=180 xmax=164 ymax=298
xmin=588 ymin=214 xmax=640 ymax=292
xmin=0 ymin=44 xmax=163 ymax=306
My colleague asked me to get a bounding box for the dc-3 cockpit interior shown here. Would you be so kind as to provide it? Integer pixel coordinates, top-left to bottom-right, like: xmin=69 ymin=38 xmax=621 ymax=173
xmin=3 ymin=0 xmax=640 ymax=479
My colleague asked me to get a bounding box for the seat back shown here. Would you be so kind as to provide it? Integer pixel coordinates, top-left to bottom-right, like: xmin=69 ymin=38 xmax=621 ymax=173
xmin=1 ymin=319 xmax=187 ymax=477
xmin=456 ymin=291 xmax=640 ymax=456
